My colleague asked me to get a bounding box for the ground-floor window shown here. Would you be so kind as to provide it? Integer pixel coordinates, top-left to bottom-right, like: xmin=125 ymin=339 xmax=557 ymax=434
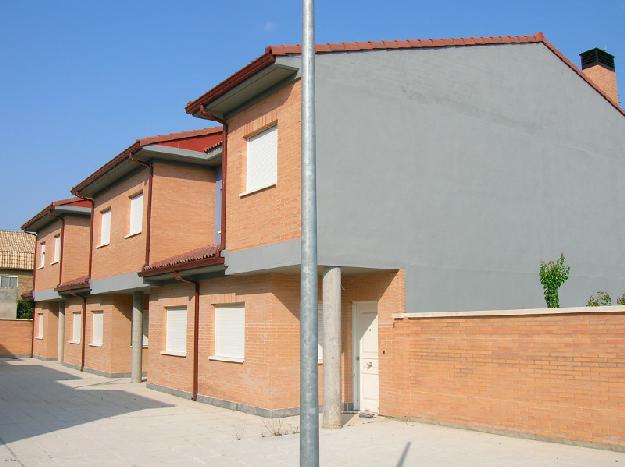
xmin=71 ymin=312 xmax=81 ymax=344
xmin=213 ymin=305 xmax=245 ymax=362
xmin=165 ymin=306 xmax=187 ymax=356
xmin=142 ymin=310 xmax=149 ymax=347
xmin=37 ymin=312 xmax=44 ymax=339
xmin=91 ymin=311 xmax=103 ymax=346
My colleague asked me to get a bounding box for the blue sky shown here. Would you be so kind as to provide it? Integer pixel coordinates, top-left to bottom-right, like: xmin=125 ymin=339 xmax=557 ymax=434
xmin=1 ymin=0 xmax=623 ymax=229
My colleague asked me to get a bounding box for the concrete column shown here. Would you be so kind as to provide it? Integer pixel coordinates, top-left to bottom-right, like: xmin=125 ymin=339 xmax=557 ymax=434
xmin=131 ymin=291 xmax=144 ymax=383
xmin=57 ymin=301 xmax=65 ymax=363
xmin=322 ymin=267 xmax=342 ymax=429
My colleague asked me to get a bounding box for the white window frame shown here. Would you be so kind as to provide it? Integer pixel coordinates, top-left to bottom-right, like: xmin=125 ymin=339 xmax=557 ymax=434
xmin=98 ymin=208 xmax=111 ymax=247
xmin=39 ymin=242 xmax=46 ymax=269
xmin=242 ymin=125 xmax=278 ymax=195
xmin=37 ymin=313 xmax=44 ymax=339
xmin=162 ymin=306 xmax=187 ymax=356
xmin=91 ymin=311 xmax=104 ymax=347
xmin=211 ymin=305 xmax=245 ymax=363
xmin=70 ymin=312 xmax=81 ymax=344
xmin=127 ymin=192 xmax=144 ymax=237
xmin=52 ymin=234 xmax=61 ymax=264
xmin=0 ymin=275 xmax=18 ymax=288
xmin=142 ymin=310 xmax=149 ymax=347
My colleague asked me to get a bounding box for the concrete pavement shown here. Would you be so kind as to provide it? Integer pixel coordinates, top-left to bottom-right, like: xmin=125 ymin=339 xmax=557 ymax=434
xmin=0 ymin=359 xmax=623 ymax=466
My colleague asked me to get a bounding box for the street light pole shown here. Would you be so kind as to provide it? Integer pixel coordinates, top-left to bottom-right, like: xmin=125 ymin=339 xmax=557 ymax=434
xmin=300 ymin=0 xmax=319 ymax=465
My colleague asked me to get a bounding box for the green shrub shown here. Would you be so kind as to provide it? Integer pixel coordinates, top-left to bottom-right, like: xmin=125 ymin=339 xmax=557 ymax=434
xmin=539 ymin=254 xmax=570 ymax=308
xmin=617 ymin=293 xmax=625 ymax=306
xmin=16 ymin=299 xmax=34 ymax=319
xmin=586 ymin=291 xmax=612 ymax=307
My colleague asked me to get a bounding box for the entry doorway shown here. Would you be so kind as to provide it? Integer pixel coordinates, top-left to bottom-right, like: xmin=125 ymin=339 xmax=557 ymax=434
xmin=352 ymin=301 xmax=379 ymax=413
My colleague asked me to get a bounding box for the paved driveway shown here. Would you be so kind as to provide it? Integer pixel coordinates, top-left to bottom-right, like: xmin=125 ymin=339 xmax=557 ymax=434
xmin=0 ymin=359 xmax=624 ymax=466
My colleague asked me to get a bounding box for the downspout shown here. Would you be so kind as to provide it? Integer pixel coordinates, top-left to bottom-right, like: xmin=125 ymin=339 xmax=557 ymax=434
xmin=198 ymin=108 xmax=227 ymax=252
xmin=128 ymin=153 xmax=154 ymax=267
xmin=173 ymin=273 xmax=200 ymax=401
xmin=30 ymin=240 xmax=39 ymax=357
xmin=80 ymin=295 xmax=87 ymax=372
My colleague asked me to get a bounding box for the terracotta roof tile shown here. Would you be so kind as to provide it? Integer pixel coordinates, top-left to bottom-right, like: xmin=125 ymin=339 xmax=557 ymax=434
xmin=0 ymin=231 xmax=35 ymax=270
xmin=186 ymin=32 xmax=624 ymax=119
xmin=141 ymin=245 xmax=223 ymax=277
xmin=55 ymin=276 xmax=90 ymax=292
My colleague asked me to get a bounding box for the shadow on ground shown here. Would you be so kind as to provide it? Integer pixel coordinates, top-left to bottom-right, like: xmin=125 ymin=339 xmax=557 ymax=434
xmin=0 ymin=360 xmax=172 ymax=444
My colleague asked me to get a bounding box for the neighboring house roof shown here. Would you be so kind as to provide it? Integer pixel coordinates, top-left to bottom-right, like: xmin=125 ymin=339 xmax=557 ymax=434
xmin=71 ymin=127 xmax=223 ymax=197
xmin=140 ymin=245 xmax=223 ymax=277
xmin=185 ymin=32 xmax=624 ymax=118
xmin=0 ymin=230 xmax=35 ymax=270
xmin=55 ymin=275 xmax=90 ymax=293
xmin=21 ymin=197 xmax=92 ymax=232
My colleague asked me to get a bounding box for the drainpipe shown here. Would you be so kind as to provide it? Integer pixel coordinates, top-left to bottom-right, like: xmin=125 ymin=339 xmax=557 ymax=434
xmin=80 ymin=295 xmax=87 ymax=372
xmin=128 ymin=153 xmax=154 ymax=267
xmin=199 ymin=109 xmax=227 ymax=252
xmin=30 ymin=238 xmax=39 ymax=358
xmin=173 ymin=273 xmax=200 ymax=401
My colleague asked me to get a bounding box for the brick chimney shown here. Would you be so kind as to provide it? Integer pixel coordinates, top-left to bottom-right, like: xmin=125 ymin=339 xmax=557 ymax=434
xmin=580 ymin=48 xmax=618 ymax=104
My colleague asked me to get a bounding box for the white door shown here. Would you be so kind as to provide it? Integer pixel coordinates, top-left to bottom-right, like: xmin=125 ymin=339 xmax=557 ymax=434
xmin=353 ymin=302 xmax=379 ymax=413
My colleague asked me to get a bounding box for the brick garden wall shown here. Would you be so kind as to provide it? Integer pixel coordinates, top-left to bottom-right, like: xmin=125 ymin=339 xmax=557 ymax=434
xmin=0 ymin=319 xmax=33 ymax=357
xmin=383 ymin=308 xmax=625 ymax=450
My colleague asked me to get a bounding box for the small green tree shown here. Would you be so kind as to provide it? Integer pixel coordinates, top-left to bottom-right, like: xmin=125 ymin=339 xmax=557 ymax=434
xmin=16 ymin=299 xmax=34 ymax=320
xmin=617 ymin=293 xmax=625 ymax=306
xmin=539 ymin=254 xmax=570 ymax=308
xmin=587 ymin=291 xmax=612 ymax=307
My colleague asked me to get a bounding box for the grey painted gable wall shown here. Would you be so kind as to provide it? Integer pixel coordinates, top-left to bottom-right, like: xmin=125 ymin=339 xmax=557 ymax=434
xmin=282 ymin=43 xmax=625 ymax=312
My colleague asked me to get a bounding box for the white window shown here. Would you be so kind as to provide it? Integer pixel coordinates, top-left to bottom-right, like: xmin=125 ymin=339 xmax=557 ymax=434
xmin=142 ymin=311 xmax=149 ymax=347
xmin=99 ymin=209 xmax=111 ymax=246
xmin=39 ymin=243 xmax=46 ymax=268
xmin=317 ymin=303 xmax=324 ymax=363
xmin=128 ymin=193 xmax=143 ymax=236
xmin=0 ymin=276 xmax=17 ymax=288
xmin=71 ymin=312 xmax=81 ymax=343
xmin=245 ymin=125 xmax=278 ymax=193
xmin=91 ymin=311 xmax=103 ymax=346
xmin=165 ymin=306 xmax=187 ymax=355
xmin=213 ymin=305 xmax=245 ymax=362
xmin=37 ymin=313 xmax=44 ymax=339
xmin=52 ymin=234 xmax=61 ymax=263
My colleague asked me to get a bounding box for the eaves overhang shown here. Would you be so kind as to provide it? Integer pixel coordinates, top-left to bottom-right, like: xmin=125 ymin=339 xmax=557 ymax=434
xmin=22 ymin=199 xmax=92 ymax=232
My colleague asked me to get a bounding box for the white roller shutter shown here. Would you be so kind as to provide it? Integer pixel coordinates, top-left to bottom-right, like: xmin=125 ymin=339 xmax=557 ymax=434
xmin=318 ymin=303 xmax=323 ymax=363
xmin=72 ymin=312 xmax=81 ymax=343
xmin=92 ymin=311 xmax=103 ymax=346
xmin=129 ymin=193 xmax=143 ymax=235
xmin=100 ymin=209 xmax=111 ymax=246
xmin=246 ymin=126 xmax=277 ymax=193
xmin=142 ymin=311 xmax=149 ymax=347
xmin=37 ymin=313 xmax=44 ymax=339
xmin=214 ymin=306 xmax=245 ymax=361
xmin=166 ymin=306 xmax=187 ymax=355
xmin=53 ymin=235 xmax=61 ymax=263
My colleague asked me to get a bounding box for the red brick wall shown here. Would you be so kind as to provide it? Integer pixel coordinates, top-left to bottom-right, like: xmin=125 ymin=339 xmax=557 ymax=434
xmin=33 ymin=302 xmax=58 ymax=359
xmin=383 ymin=311 xmax=625 ymax=449
xmin=33 ymin=220 xmax=62 ymax=291
xmin=61 ymin=215 xmax=91 ymax=283
xmin=0 ymin=319 xmax=32 ymax=357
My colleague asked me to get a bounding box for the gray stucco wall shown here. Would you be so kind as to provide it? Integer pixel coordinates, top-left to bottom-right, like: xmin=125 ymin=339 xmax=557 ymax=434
xmin=280 ymin=43 xmax=625 ymax=312
xmin=0 ymin=288 xmax=17 ymax=319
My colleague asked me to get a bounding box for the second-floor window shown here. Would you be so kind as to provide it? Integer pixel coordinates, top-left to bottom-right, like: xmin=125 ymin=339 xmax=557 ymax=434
xmin=99 ymin=209 xmax=111 ymax=246
xmin=128 ymin=192 xmax=143 ymax=237
xmin=39 ymin=242 xmax=46 ymax=268
xmin=52 ymin=234 xmax=61 ymax=264
xmin=245 ymin=125 xmax=278 ymax=194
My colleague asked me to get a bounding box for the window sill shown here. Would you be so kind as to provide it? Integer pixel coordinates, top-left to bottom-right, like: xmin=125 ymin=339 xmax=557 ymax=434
xmin=160 ymin=351 xmax=186 ymax=357
xmin=239 ymin=183 xmax=276 ymax=198
xmin=124 ymin=232 xmax=142 ymax=239
xmin=37 ymin=266 xmax=44 ymax=270
xmin=209 ymin=355 xmax=244 ymax=363
xmin=68 ymin=341 xmax=80 ymax=345
xmin=89 ymin=343 xmax=102 ymax=347
xmin=50 ymin=260 xmax=59 ymax=265
xmin=96 ymin=243 xmax=109 ymax=249
xmin=35 ymin=337 xmax=43 ymax=340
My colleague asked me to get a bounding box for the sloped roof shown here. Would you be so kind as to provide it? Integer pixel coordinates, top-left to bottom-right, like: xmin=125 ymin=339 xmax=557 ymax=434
xmin=71 ymin=127 xmax=223 ymax=197
xmin=21 ymin=197 xmax=92 ymax=232
xmin=185 ymin=32 xmax=623 ymax=118
xmin=140 ymin=245 xmax=223 ymax=277
xmin=0 ymin=230 xmax=35 ymax=270
xmin=55 ymin=275 xmax=90 ymax=293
